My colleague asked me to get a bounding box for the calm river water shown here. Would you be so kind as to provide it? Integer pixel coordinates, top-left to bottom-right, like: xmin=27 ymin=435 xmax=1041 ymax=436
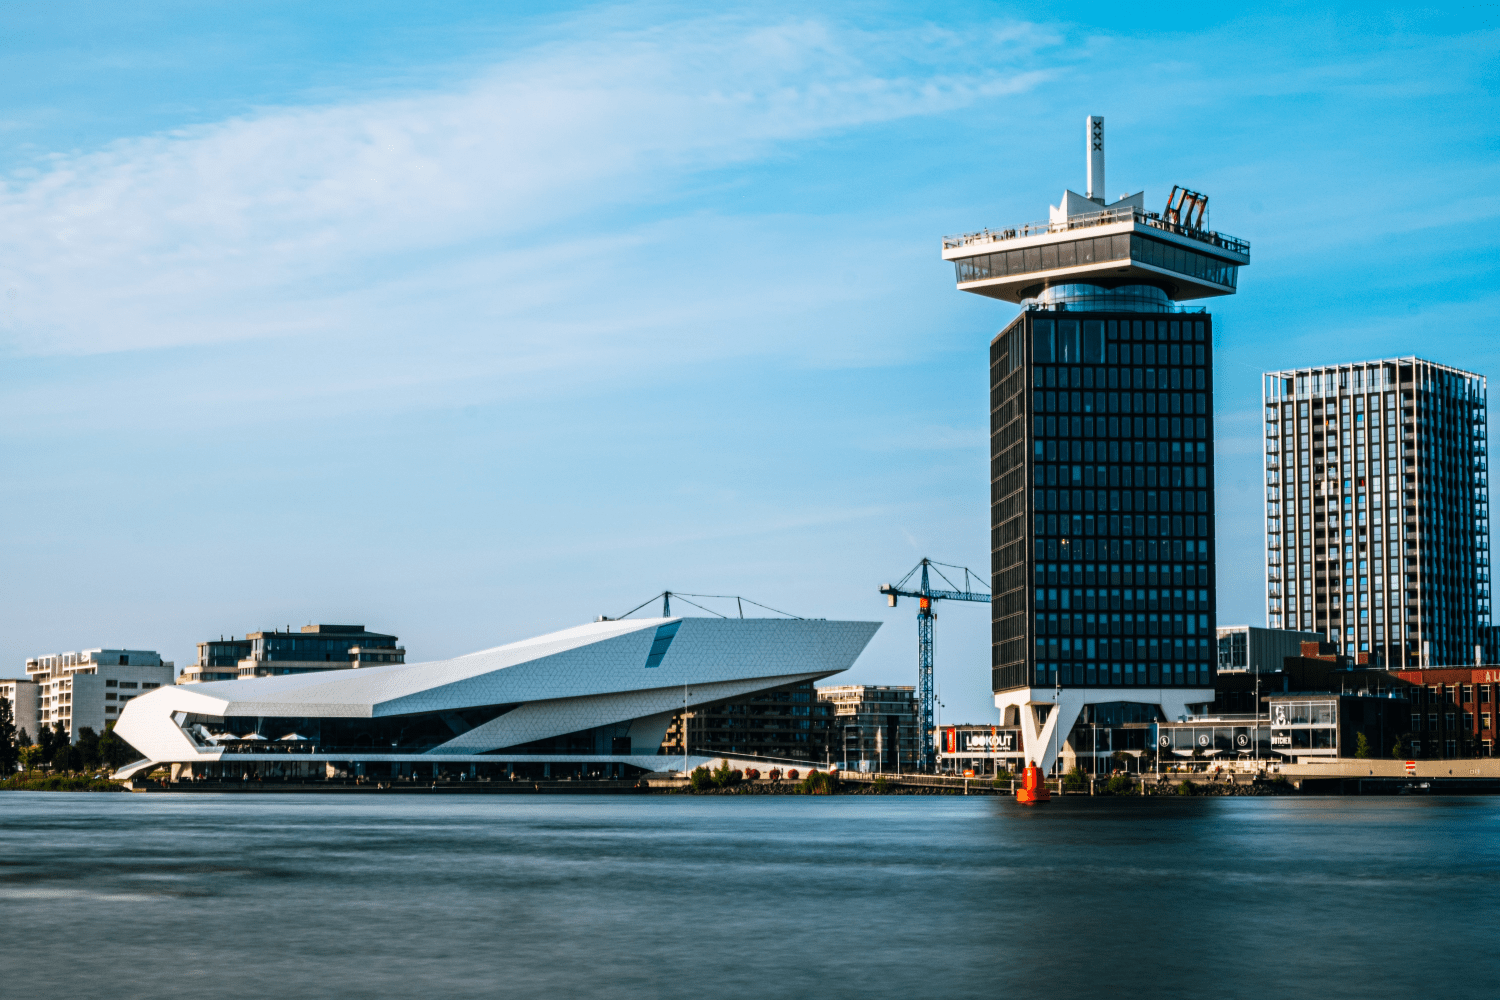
xmin=1 ymin=792 xmax=1495 ymax=999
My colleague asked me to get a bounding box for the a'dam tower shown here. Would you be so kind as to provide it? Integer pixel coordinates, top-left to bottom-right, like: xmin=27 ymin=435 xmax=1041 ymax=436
xmin=942 ymin=116 xmax=1250 ymax=774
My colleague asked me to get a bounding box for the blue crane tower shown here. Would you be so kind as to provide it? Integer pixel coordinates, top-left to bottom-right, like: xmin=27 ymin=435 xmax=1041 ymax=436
xmin=880 ymin=559 xmax=991 ymax=771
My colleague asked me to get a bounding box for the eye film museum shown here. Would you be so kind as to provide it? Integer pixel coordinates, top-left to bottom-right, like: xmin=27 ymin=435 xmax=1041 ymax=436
xmin=113 ymin=616 xmax=879 ymax=780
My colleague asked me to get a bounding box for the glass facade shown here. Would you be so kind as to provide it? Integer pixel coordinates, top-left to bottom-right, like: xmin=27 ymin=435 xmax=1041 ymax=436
xmin=177 ymin=704 xmax=517 ymax=753
xmin=253 ymin=632 xmax=398 ymax=661
xmin=1262 ymin=359 xmax=1490 ymax=667
xmin=956 ymin=233 xmax=1239 ymax=289
xmin=991 ymin=313 xmax=1216 ymax=694
xmin=661 ymin=680 xmax=837 ymax=763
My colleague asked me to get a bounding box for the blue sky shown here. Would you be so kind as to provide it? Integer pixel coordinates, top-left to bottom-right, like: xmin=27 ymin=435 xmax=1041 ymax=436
xmin=0 ymin=2 xmax=1495 ymax=723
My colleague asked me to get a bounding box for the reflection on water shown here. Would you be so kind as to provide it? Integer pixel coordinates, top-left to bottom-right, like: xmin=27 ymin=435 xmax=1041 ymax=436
xmin=1 ymin=794 xmax=1495 ymax=999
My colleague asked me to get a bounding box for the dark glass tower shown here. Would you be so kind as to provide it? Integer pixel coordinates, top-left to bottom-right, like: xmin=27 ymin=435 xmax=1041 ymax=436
xmin=943 ymin=116 xmax=1250 ymax=771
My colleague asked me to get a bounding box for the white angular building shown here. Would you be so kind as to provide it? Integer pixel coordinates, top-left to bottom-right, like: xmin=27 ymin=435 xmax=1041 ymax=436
xmin=114 ymin=616 xmax=880 ymax=780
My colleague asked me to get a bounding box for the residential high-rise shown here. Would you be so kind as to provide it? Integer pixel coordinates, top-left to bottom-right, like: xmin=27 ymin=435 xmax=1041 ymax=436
xmin=942 ymin=116 xmax=1250 ymax=772
xmin=1261 ymin=359 xmax=1490 ymax=668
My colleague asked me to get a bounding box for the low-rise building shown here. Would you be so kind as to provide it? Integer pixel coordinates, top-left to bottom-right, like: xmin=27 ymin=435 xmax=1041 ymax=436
xmin=1216 ymin=625 xmax=1326 ymax=674
xmin=1390 ymin=666 xmax=1499 ymax=758
xmin=179 ymin=624 xmax=404 ymax=683
xmin=817 ymin=684 xmax=918 ymax=772
xmin=937 ymin=723 xmax=1023 ymax=775
xmin=24 ymin=649 xmax=174 ymax=740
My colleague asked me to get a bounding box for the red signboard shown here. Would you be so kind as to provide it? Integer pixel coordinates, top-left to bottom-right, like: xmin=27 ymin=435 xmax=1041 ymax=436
xmin=1405 ymin=761 xmax=1417 ymax=773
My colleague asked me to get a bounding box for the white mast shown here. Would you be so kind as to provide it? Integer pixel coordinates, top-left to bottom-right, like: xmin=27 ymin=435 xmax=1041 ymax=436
xmin=1086 ymin=115 xmax=1105 ymax=203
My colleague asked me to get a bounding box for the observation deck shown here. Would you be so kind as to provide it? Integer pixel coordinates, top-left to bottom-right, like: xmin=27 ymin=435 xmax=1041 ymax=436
xmin=941 ymin=204 xmax=1250 ymax=304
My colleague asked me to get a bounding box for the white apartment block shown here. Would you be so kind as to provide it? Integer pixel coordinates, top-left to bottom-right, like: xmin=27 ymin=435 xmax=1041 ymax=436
xmin=24 ymin=649 xmax=174 ymax=741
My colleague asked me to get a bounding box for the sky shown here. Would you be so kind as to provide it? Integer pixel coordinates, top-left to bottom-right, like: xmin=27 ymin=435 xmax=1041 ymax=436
xmin=0 ymin=1 xmax=1496 ymax=724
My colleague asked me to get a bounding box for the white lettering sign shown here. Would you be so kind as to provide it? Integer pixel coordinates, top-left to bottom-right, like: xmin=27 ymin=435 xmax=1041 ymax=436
xmin=963 ymin=732 xmax=1017 ymax=752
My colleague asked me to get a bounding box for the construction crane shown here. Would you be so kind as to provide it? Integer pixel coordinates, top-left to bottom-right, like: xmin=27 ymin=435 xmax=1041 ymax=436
xmin=880 ymin=559 xmax=991 ymax=772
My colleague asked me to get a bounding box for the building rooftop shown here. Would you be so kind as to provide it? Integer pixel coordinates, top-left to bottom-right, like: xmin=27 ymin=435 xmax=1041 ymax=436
xmin=940 ymin=116 xmax=1249 ymax=305
xmin=943 ymin=203 xmax=1249 ymax=258
xmin=1263 ymin=356 xmax=1485 ymax=388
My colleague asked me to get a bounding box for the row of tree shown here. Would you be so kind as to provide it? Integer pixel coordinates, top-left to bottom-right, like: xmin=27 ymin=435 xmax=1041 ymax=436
xmin=0 ymin=696 xmax=141 ymax=774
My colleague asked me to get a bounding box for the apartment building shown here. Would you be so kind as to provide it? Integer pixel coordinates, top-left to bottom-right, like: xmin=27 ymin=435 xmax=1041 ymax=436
xmin=179 ymin=624 xmax=404 ymax=683
xmin=817 ymin=684 xmax=918 ymax=772
xmin=1262 ymin=358 xmax=1489 ymax=667
xmin=24 ymin=649 xmax=174 ymax=740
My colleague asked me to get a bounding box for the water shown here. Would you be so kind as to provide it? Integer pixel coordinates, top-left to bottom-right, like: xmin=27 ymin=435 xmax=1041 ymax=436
xmin=2 ymin=793 xmax=1495 ymax=999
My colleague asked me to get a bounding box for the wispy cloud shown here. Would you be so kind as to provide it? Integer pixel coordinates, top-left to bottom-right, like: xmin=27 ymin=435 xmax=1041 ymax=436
xmin=0 ymin=15 xmax=1052 ymax=365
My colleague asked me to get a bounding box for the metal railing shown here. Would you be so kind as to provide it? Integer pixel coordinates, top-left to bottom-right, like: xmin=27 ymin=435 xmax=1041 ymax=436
xmin=943 ymin=206 xmax=1249 ymax=256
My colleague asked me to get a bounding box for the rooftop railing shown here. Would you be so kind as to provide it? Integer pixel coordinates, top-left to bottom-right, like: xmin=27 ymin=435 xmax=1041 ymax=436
xmin=943 ymin=206 xmax=1250 ymax=257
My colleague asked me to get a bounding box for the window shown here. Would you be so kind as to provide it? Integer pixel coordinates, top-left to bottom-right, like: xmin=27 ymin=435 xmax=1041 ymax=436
xmin=119 ymin=681 xmax=138 ymax=689
xmin=1482 ymin=685 xmax=1492 ymax=704
xmin=105 ymin=679 xmax=117 ymax=688
xmin=1462 ymin=685 xmax=1473 ymax=703
xmin=105 ymin=693 xmax=116 ymax=701
xmin=1482 ymin=713 xmax=1492 ymax=731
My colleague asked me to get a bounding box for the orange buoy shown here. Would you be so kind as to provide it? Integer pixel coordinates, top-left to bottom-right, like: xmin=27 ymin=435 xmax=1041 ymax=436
xmin=1015 ymin=760 xmax=1051 ymax=804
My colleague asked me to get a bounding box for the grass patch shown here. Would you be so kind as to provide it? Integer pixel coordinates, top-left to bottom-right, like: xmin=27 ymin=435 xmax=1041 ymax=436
xmin=2 ymin=773 xmax=124 ymax=792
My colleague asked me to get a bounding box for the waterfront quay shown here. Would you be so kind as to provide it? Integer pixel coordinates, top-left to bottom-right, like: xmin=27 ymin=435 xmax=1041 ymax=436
xmin=118 ymin=756 xmax=1500 ymax=795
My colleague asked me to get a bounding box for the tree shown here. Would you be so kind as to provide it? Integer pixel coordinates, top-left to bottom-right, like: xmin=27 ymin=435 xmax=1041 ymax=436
xmin=0 ymin=696 xmax=17 ymax=773
xmin=58 ymin=742 xmax=84 ymax=773
xmin=689 ymin=766 xmax=713 ymax=791
xmin=18 ymin=744 xmax=42 ymax=773
xmin=1353 ymin=732 xmax=1372 ymax=759
xmin=38 ymin=720 xmax=71 ymax=769
xmin=96 ymin=728 xmax=142 ymax=770
xmin=36 ymin=723 xmax=58 ymax=768
xmin=1391 ymin=735 xmax=1409 ymax=759
xmin=75 ymin=728 xmax=102 ymax=771
xmin=710 ymin=759 xmax=741 ymax=788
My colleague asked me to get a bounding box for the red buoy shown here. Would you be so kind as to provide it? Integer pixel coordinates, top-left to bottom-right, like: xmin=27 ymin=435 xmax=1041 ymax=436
xmin=1016 ymin=760 xmax=1051 ymax=804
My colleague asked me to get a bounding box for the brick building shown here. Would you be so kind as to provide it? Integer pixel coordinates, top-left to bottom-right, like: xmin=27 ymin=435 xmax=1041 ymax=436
xmin=1390 ymin=666 xmax=1497 ymax=758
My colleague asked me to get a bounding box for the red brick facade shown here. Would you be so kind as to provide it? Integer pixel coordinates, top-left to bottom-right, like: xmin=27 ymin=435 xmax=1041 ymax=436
xmin=1390 ymin=667 xmax=1498 ymax=758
